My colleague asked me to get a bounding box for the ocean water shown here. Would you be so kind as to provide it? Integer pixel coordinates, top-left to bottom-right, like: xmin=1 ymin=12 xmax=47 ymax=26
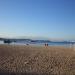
xmin=0 ymin=40 xmax=74 ymax=47
xmin=10 ymin=41 xmax=72 ymax=47
xmin=0 ymin=41 xmax=4 ymax=44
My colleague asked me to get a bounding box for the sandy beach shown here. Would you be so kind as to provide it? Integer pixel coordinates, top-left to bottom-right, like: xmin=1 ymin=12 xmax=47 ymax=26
xmin=0 ymin=45 xmax=75 ymax=75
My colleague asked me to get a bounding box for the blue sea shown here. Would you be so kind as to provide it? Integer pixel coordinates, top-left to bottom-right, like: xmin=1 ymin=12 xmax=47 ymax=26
xmin=9 ymin=41 xmax=73 ymax=47
xmin=0 ymin=40 xmax=74 ymax=47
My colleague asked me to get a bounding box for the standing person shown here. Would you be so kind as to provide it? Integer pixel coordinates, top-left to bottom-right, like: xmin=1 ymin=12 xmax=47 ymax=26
xmin=47 ymin=43 xmax=48 ymax=46
xmin=45 ymin=43 xmax=46 ymax=46
xmin=45 ymin=43 xmax=48 ymax=47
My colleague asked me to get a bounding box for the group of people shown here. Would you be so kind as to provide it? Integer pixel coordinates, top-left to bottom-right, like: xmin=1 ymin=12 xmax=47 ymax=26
xmin=26 ymin=43 xmax=49 ymax=46
xmin=45 ymin=43 xmax=48 ymax=46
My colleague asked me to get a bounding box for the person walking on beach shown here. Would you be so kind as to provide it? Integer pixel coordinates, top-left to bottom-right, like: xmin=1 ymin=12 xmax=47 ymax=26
xmin=45 ymin=43 xmax=48 ymax=47
xmin=45 ymin=43 xmax=46 ymax=46
xmin=47 ymin=43 xmax=48 ymax=46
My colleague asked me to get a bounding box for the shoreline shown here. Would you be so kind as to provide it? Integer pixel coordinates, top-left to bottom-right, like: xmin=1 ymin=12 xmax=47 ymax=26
xmin=0 ymin=43 xmax=73 ymax=48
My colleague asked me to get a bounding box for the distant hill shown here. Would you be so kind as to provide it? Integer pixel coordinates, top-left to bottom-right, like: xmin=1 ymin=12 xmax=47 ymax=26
xmin=0 ymin=37 xmax=75 ymax=44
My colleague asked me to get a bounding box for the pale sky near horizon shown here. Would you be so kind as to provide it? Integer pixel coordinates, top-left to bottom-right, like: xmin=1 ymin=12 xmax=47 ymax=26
xmin=0 ymin=0 xmax=75 ymax=40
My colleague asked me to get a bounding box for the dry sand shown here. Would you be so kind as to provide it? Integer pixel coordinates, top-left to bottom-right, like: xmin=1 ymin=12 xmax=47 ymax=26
xmin=0 ymin=45 xmax=75 ymax=75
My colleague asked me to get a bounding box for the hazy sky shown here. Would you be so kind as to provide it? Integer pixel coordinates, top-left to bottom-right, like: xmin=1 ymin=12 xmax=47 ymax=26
xmin=0 ymin=0 xmax=75 ymax=40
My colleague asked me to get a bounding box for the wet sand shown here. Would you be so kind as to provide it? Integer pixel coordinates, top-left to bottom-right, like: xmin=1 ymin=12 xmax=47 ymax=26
xmin=0 ymin=45 xmax=75 ymax=75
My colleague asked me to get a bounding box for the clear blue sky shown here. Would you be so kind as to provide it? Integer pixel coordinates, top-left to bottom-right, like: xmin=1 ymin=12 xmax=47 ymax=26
xmin=0 ymin=0 xmax=75 ymax=40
